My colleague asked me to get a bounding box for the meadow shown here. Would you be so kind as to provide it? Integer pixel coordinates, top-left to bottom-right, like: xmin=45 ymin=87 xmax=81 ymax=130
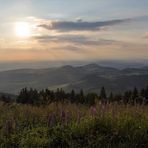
xmin=0 ymin=101 xmax=148 ymax=148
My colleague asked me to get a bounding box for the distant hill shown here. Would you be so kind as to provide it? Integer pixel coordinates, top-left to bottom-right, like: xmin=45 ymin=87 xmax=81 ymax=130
xmin=0 ymin=63 xmax=148 ymax=94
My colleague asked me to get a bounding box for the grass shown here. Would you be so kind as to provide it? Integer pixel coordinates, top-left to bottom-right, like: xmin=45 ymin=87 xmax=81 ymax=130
xmin=0 ymin=101 xmax=148 ymax=148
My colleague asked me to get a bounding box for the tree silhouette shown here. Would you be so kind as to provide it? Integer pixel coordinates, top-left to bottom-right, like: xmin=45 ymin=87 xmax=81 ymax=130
xmin=100 ymin=87 xmax=107 ymax=99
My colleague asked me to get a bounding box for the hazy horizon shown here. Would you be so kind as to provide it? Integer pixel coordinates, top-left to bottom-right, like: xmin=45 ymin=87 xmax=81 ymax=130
xmin=0 ymin=59 xmax=148 ymax=72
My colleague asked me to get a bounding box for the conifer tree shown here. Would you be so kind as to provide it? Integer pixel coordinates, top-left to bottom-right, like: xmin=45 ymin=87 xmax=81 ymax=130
xmin=109 ymin=92 xmax=114 ymax=101
xmin=100 ymin=87 xmax=107 ymax=99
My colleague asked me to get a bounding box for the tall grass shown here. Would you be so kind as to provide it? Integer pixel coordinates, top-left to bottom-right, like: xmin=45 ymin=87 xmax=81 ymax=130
xmin=0 ymin=101 xmax=148 ymax=147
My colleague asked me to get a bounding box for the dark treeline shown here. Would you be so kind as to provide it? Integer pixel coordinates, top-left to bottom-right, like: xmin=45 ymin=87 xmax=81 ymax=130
xmin=15 ymin=86 xmax=148 ymax=106
xmin=16 ymin=88 xmax=97 ymax=106
xmin=0 ymin=95 xmax=12 ymax=103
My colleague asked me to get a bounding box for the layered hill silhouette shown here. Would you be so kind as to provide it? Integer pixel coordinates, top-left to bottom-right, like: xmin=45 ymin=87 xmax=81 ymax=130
xmin=0 ymin=63 xmax=148 ymax=94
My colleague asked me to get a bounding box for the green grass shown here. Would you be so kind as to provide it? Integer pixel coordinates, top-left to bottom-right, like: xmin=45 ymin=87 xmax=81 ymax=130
xmin=0 ymin=101 xmax=148 ymax=148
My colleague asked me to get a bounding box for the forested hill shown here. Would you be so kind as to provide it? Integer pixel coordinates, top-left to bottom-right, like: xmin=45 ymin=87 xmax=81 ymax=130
xmin=0 ymin=63 xmax=148 ymax=94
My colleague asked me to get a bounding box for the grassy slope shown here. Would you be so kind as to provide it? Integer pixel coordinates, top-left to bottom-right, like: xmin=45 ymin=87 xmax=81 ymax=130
xmin=0 ymin=101 xmax=148 ymax=148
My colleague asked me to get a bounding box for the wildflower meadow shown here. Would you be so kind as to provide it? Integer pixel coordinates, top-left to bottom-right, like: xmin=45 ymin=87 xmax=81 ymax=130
xmin=0 ymin=101 xmax=147 ymax=147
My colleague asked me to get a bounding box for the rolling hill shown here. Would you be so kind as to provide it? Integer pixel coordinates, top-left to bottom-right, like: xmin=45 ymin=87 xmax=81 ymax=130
xmin=0 ymin=63 xmax=148 ymax=94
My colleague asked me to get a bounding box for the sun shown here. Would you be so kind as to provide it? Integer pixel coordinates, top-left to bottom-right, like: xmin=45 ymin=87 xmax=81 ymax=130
xmin=15 ymin=22 xmax=31 ymax=37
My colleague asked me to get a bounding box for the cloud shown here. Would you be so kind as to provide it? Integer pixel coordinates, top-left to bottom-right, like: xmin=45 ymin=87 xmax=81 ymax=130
xmin=33 ymin=34 xmax=122 ymax=46
xmin=38 ymin=18 xmax=130 ymax=32
xmin=33 ymin=35 xmax=57 ymax=42
xmin=33 ymin=35 xmax=88 ymax=43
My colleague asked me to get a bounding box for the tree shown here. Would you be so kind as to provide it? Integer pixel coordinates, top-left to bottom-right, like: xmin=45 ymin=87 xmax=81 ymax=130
xmin=145 ymin=86 xmax=148 ymax=104
xmin=70 ymin=90 xmax=75 ymax=103
xmin=0 ymin=95 xmax=12 ymax=103
xmin=79 ymin=89 xmax=84 ymax=104
xmin=17 ymin=88 xmax=29 ymax=104
xmin=145 ymin=86 xmax=148 ymax=99
xmin=123 ymin=90 xmax=132 ymax=104
xmin=108 ymin=92 xmax=114 ymax=101
xmin=140 ymin=88 xmax=145 ymax=98
xmin=86 ymin=93 xmax=97 ymax=106
xmin=132 ymin=87 xmax=138 ymax=101
xmin=17 ymin=88 xmax=40 ymax=105
xmin=100 ymin=87 xmax=107 ymax=100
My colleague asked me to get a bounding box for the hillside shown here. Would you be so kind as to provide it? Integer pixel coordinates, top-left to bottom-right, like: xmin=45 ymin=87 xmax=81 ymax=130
xmin=0 ymin=64 xmax=148 ymax=94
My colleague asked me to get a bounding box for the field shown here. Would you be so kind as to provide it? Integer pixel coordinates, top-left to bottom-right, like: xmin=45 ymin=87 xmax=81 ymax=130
xmin=0 ymin=101 xmax=148 ymax=148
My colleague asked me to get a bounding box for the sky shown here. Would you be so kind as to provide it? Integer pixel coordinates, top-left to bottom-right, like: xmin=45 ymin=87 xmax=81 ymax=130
xmin=0 ymin=0 xmax=148 ymax=61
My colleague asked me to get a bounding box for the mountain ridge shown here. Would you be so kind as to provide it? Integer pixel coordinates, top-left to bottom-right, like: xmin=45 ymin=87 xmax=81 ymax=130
xmin=0 ymin=63 xmax=148 ymax=94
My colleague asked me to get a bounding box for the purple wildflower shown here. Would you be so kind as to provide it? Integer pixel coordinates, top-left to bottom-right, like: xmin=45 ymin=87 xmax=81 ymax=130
xmin=4 ymin=119 xmax=13 ymax=134
xmin=60 ymin=110 xmax=66 ymax=125
xmin=112 ymin=103 xmax=117 ymax=121
xmin=77 ymin=111 xmax=81 ymax=124
xmin=47 ymin=113 xmax=55 ymax=127
xmin=100 ymin=103 xmax=106 ymax=117
xmin=90 ymin=106 xmax=97 ymax=117
xmin=65 ymin=111 xmax=70 ymax=125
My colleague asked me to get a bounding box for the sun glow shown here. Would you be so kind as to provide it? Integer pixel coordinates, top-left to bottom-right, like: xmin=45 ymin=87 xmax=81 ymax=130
xmin=15 ymin=22 xmax=31 ymax=37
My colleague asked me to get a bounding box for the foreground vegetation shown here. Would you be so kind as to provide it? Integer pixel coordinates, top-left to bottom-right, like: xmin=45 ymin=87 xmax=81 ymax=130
xmin=0 ymin=101 xmax=148 ymax=148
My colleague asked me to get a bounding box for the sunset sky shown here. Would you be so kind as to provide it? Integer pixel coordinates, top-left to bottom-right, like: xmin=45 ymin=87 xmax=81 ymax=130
xmin=0 ymin=0 xmax=148 ymax=61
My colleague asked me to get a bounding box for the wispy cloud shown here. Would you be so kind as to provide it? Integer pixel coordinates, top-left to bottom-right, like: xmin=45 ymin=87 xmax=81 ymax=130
xmin=38 ymin=18 xmax=130 ymax=32
xmin=33 ymin=34 xmax=123 ymax=46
